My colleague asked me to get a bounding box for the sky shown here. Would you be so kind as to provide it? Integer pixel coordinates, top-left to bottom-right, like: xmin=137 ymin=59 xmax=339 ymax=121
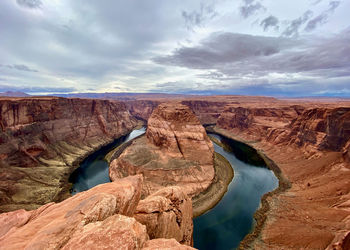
xmin=0 ymin=0 xmax=349 ymax=96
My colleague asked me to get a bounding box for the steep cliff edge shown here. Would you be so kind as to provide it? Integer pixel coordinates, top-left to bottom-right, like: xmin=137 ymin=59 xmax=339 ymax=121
xmin=0 ymin=97 xmax=137 ymax=212
xmin=216 ymin=106 xmax=350 ymax=249
xmin=0 ymin=175 xmax=195 ymax=249
xmin=125 ymin=99 xmax=232 ymax=124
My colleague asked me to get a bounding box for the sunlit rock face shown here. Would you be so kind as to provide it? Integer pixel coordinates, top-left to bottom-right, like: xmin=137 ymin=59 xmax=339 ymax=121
xmin=146 ymin=103 xmax=214 ymax=165
xmin=134 ymin=186 xmax=193 ymax=246
xmin=0 ymin=97 xmax=137 ymax=212
xmin=0 ymin=175 xmax=195 ymax=249
xmin=110 ymin=103 xmax=215 ymax=198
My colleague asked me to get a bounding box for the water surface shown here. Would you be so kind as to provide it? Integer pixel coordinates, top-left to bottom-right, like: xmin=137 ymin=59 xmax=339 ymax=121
xmin=193 ymin=134 xmax=278 ymax=250
xmin=69 ymin=127 xmax=145 ymax=195
xmin=69 ymin=128 xmax=278 ymax=249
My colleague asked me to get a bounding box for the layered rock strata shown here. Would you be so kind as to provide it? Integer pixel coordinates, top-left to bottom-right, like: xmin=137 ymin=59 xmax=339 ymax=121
xmin=110 ymin=103 xmax=215 ymax=200
xmin=0 ymin=175 xmax=195 ymax=249
xmin=215 ymin=106 xmax=350 ymax=249
xmin=0 ymin=97 xmax=137 ymax=212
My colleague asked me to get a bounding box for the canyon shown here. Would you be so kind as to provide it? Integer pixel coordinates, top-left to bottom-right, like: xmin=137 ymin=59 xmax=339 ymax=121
xmin=0 ymin=94 xmax=350 ymax=249
xmin=0 ymin=97 xmax=137 ymax=212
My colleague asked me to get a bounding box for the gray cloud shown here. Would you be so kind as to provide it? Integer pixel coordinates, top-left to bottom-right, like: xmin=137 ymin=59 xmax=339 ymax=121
xmin=312 ymin=0 xmax=324 ymax=4
xmin=16 ymin=0 xmax=42 ymax=8
xmin=154 ymin=33 xmax=295 ymax=69
xmin=0 ymin=64 xmax=38 ymax=72
xmin=260 ymin=16 xmax=279 ymax=31
xmin=282 ymin=10 xmax=313 ymax=37
xmin=305 ymin=1 xmax=341 ymax=31
xmin=182 ymin=3 xmax=217 ymax=30
xmin=240 ymin=0 xmax=265 ymax=19
xmin=154 ymin=28 xmax=350 ymax=80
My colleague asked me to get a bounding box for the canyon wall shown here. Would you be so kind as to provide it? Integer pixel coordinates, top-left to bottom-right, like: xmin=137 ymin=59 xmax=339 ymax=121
xmin=215 ymin=105 xmax=350 ymax=249
xmin=125 ymin=99 xmax=232 ymax=124
xmin=0 ymin=97 xmax=137 ymax=212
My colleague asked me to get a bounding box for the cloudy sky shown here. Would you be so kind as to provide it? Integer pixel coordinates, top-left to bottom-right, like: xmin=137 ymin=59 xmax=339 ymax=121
xmin=0 ymin=0 xmax=349 ymax=96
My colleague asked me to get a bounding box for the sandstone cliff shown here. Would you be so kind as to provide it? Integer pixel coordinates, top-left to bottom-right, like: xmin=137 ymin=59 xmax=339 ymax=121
xmin=0 ymin=97 xmax=137 ymax=212
xmin=0 ymin=175 xmax=195 ymax=249
xmin=110 ymin=103 xmax=215 ymax=200
xmin=215 ymin=105 xmax=350 ymax=249
xmin=125 ymin=99 xmax=232 ymax=124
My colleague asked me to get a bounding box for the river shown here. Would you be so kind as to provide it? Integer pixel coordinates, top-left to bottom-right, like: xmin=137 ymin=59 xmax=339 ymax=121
xmin=69 ymin=128 xmax=278 ymax=249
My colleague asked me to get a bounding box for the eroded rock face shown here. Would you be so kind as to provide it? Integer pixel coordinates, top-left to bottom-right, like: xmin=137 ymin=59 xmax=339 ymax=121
xmin=0 ymin=175 xmax=145 ymax=249
xmin=217 ymin=105 xmax=303 ymax=142
xmin=0 ymin=97 xmax=137 ymax=212
xmin=135 ymin=186 xmax=193 ymax=246
xmin=110 ymin=103 xmax=215 ymax=198
xmin=142 ymin=239 xmax=196 ymax=250
xmin=0 ymin=175 xmax=196 ymax=249
xmin=146 ymin=103 xmax=214 ymax=166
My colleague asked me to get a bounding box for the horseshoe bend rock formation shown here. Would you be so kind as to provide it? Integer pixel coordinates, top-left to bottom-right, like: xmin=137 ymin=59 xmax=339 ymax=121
xmin=110 ymin=103 xmax=215 ymax=199
xmin=0 ymin=175 xmax=195 ymax=249
xmin=0 ymin=97 xmax=137 ymax=212
xmin=216 ymin=105 xmax=350 ymax=249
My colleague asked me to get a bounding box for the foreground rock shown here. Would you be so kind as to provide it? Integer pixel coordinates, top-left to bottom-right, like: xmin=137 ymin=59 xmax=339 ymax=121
xmin=216 ymin=106 xmax=350 ymax=249
xmin=110 ymin=103 xmax=215 ymax=199
xmin=143 ymin=239 xmax=196 ymax=250
xmin=0 ymin=97 xmax=137 ymax=212
xmin=135 ymin=186 xmax=193 ymax=245
xmin=0 ymin=175 xmax=195 ymax=249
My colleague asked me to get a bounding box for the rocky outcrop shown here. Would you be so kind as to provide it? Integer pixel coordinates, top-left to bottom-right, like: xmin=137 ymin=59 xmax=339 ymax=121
xmin=110 ymin=103 xmax=215 ymax=199
xmin=146 ymin=103 xmax=214 ymax=165
xmin=215 ymin=105 xmax=350 ymax=249
xmin=0 ymin=175 xmax=195 ymax=249
xmin=0 ymin=175 xmax=145 ymax=249
xmin=143 ymin=239 xmax=195 ymax=250
xmin=135 ymin=186 xmax=193 ymax=245
xmin=0 ymin=97 xmax=137 ymax=212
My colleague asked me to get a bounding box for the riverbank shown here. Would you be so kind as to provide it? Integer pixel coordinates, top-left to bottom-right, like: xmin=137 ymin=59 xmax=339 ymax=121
xmin=192 ymin=151 xmax=234 ymax=217
xmin=207 ymin=126 xmax=290 ymax=249
xmin=211 ymin=125 xmax=350 ymax=249
xmin=107 ymin=131 xmax=233 ymax=218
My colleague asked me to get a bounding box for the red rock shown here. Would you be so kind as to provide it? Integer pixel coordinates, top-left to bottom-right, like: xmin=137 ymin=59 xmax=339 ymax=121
xmin=0 ymin=97 xmax=137 ymax=212
xmin=142 ymin=238 xmax=196 ymax=250
xmin=146 ymin=103 xmax=214 ymax=165
xmin=110 ymin=103 xmax=215 ymax=198
xmin=0 ymin=209 xmax=32 ymax=238
xmin=215 ymin=104 xmax=350 ymax=249
xmin=135 ymin=186 xmax=193 ymax=246
xmin=62 ymin=214 xmax=149 ymax=250
xmin=0 ymin=175 xmax=143 ymax=249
